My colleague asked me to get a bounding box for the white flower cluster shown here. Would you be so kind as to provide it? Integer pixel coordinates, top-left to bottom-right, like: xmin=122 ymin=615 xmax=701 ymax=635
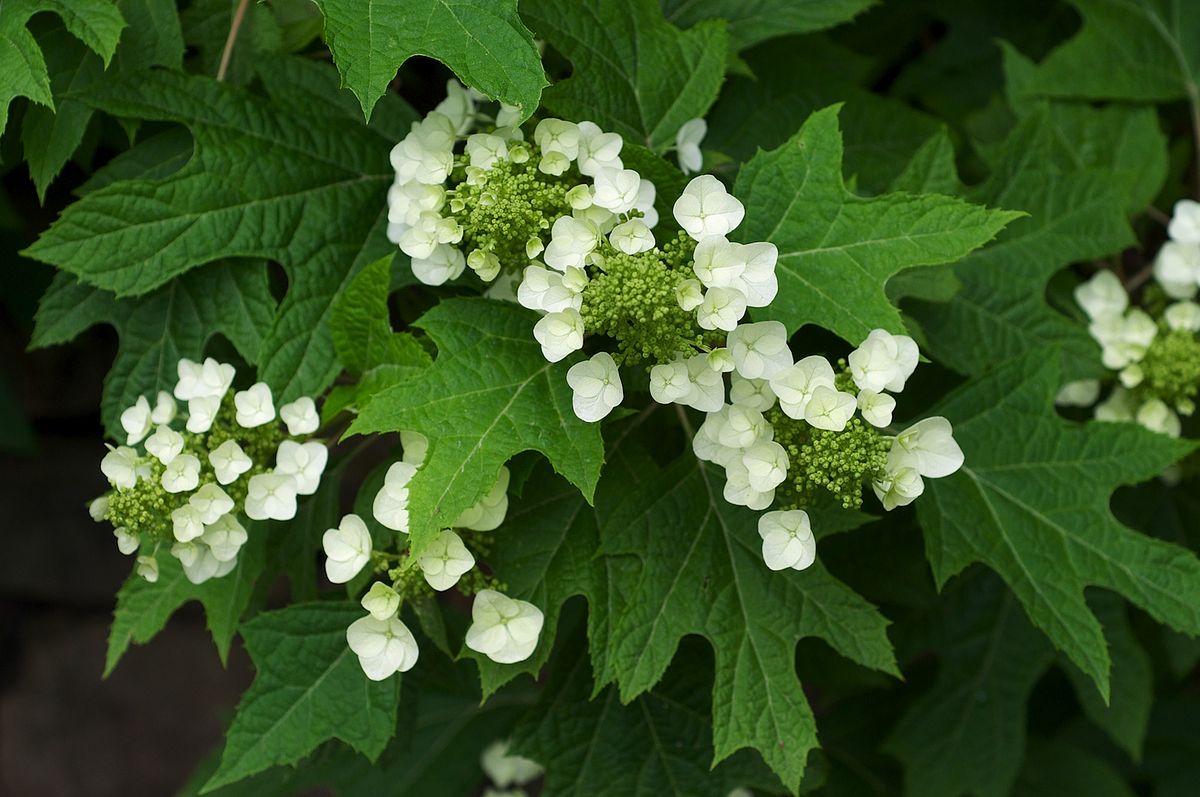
xmin=480 ymin=739 xmax=544 ymax=797
xmin=689 ymin=329 xmax=962 ymax=572
xmin=1059 ymin=200 xmax=1200 ymax=438
xmin=93 ymin=358 xmax=323 ymax=584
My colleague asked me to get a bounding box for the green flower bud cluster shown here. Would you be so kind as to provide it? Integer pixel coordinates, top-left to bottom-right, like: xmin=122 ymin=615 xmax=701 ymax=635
xmin=105 ymin=460 xmax=177 ymax=543
xmin=767 ymin=410 xmax=891 ymax=510
xmin=1139 ymin=327 xmax=1200 ymax=414
xmin=448 ymin=151 xmax=573 ymax=270
xmin=455 ymin=530 xmax=506 ymax=596
xmin=581 ymin=232 xmax=714 ymax=365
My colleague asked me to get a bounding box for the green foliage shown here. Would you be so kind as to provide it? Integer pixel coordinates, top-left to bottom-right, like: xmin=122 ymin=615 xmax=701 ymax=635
xmin=312 ymin=0 xmax=546 ymax=120
xmin=736 ymin=105 xmax=1020 ymax=342
xmin=660 ymin=0 xmax=877 ymax=52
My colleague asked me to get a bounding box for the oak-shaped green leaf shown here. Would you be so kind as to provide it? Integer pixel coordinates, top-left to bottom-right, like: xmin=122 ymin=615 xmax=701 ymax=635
xmin=660 ymin=0 xmax=876 ymax=51
xmin=734 ymin=105 xmax=1019 ymax=342
xmin=523 ymin=0 xmax=728 ymax=151
xmin=105 ymin=528 xmax=266 ymax=675
xmin=311 ymin=0 xmax=546 ymax=120
xmin=329 ymin=253 xmax=431 ymax=377
xmin=918 ymin=349 xmax=1200 ymax=697
xmin=595 ymin=453 xmax=897 ymax=791
xmin=31 ymin=263 xmax=275 ymax=438
xmin=0 ymin=0 xmax=126 ymax=135
xmin=203 ymin=602 xmax=402 ymax=792
xmin=1023 ymin=0 xmax=1200 ymax=103
xmin=349 ymin=298 xmax=604 ymax=558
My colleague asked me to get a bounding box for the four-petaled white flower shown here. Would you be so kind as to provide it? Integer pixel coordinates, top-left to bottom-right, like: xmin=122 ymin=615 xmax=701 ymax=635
xmin=189 ymin=483 xmax=234 ymax=524
xmin=803 ymin=385 xmax=857 ymax=432
xmin=534 ymin=118 xmax=580 ymax=159
xmin=872 ymin=459 xmax=924 ymax=511
xmin=418 ymin=529 xmax=476 ymax=591
xmin=279 ymin=397 xmax=319 ymax=436
xmin=244 ymin=472 xmax=298 ymax=521
xmin=171 ymin=504 xmax=205 ymax=542
xmin=186 ymin=395 xmax=221 ymax=434
xmin=466 ymin=133 xmax=508 ymax=169
xmin=150 ymin=391 xmax=177 ymax=425
xmin=848 ymin=329 xmax=919 ymax=393
xmin=412 ymin=243 xmax=467 ymax=286
xmin=373 ymin=461 xmax=417 ymax=532
xmin=649 ymin=360 xmax=692 ymax=404
xmin=533 ymin=308 xmax=585 ymax=362
xmin=202 ymin=514 xmax=248 ymax=562
xmin=120 ymin=396 xmax=153 ymax=445
xmin=455 ymin=467 xmax=510 ymax=531
xmin=575 ymin=121 xmax=623 ymax=176
xmin=681 ymin=354 xmax=726 ymax=412
xmin=717 ymin=404 xmax=769 ymax=450
xmin=591 ymin=167 xmax=641 ymax=214
xmin=770 ymin=355 xmax=835 ymax=419
xmin=544 ymin=216 xmax=599 ymax=270
xmin=209 ymin=439 xmax=252 ymax=485
xmin=144 ymin=425 xmax=184 ymax=465
xmin=672 ymin=175 xmax=745 ymax=240
xmin=696 ymin=286 xmax=747 ymax=331
xmin=480 ymin=740 xmax=544 ymax=788
xmin=1165 ymin=301 xmax=1200 ymax=332
xmin=361 ymin=582 xmax=401 ymax=621
xmin=136 ymin=555 xmax=159 ymax=583
xmin=517 ymin=265 xmax=582 ymax=314
xmin=675 ymin=118 xmax=706 ymax=175
xmin=1075 ymin=269 xmax=1130 ymax=320
xmin=856 ymin=389 xmax=896 ymax=428
xmin=758 ymin=510 xmax=816 ymax=571
xmin=729 ymin=373 xmax=777 ymax=412
xmin=274 ymin=439 xmax=328 ymax=495
xmin=675 ymin=278 xmax=704 ymax=311
xmin=742 ymin=440 xmax=789 ymax=492
xmin=323 ymin=513 xmax=373 ymax=584
xmin=1136 ymin=398 xmax=1182 ymax=437
xmin=889 ymin=416 xmax=964 ymax=478
xmin=174 ymin=357 xmax=234 ymax=401
xmin=234 ymin=382 xmax=275 ymax=428
xmin=722 ymin=460 xmax=774 ymax=510
xmin=161 ymin=453 xmax=201 ymax=494
xmin=608 ymin=218 xmax=655 ymax=254
xmin=347 ymin=612 xmax=420 ymax=681
xmin=1168 ymin=199 xmax=1200 ymax=243
xmin=114 ymin=527 xmax=139 ymax=555
xmin=728 ymin=321 xmax=793 ymax=380
xmin=1153 ymin=241 xmax=1200 ymax=299
xmin=465 ymin=589 xmax=545 ymax=664
xmin=566 ymin=352 xmax=623 ymax=422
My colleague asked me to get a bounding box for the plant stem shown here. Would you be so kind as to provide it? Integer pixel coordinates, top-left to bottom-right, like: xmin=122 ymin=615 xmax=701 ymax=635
xmin=217 ymin=0 xmax=252 ymax=82
xmin=674 ymin=403 xmax=694 ymax=437
xmin=1145 ymin=205 xmax=1171 ymax=227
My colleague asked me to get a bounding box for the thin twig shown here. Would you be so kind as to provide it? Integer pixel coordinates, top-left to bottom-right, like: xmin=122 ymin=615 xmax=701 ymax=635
xmin=216 ymin=0 xmax=252 ymax=82
xmin=1125 ymin=262 xmax=1156 ymax=293
xmin=1145 ymin=204 xmax=1171 ymax=227
xmin=674 ymin=403 xmax=695 ymax=438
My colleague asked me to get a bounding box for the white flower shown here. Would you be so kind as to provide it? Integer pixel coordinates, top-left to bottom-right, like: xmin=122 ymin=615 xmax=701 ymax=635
xmin=758 ymin=510 xmax=815 ymax=571
xmin=889 ymin=416 xmax=964 ymax=478
xmin=323 ymin=513 xmax=373 ymax=583
xmin=575 ymin=205 xmax=618 ymax=235
xmin=635 ymin=178 xmax=659 ymax=227
xmin=609 ymin=218 xmax=655 ymax=254
xmin=538 ymin=150 xmax=571 ymax=176
xmin=89 ymin=495 xmax=109 ymax=522
xmin=186 ymin=396 xmax=220 ymax=434
xmin=675 ymin=118 xmax=706 ymax=175
xmin=566 ymin=352 xmax=623 ymax=422
xmin=189 ymin=483 xmax=234 ymax=524
xmin=872 ymin=459 xmax=924 ymax=511
xmin=673 ymin=175 xmax=745 ymax=240
xmin=171 ymin=504 xmax=205 ymax=542
xmin=1168 ymin=199 xmax=1200 ymax=243
xmin=743 ymin=440 xmax=789 ymax=492
xmin=177 ymin=542 xmax=238 ymax=584
xmin=279 ymin=397 xmax=319 ymax=435
xmin=534 ymin=118 xmax=580 ymax=158
xmin=161 ymin=453 xmax=201 ymax=494
xmin=803 ymin=385 xmax=857 ymax=432
xmin=565 ymin=183 xmax=592 ymax=210
xmin=1165 ymin=301 xmax=1200 ymax=332
xmin=390 ymin=112 xmax=455 ymax=184
xmin=144 ymin=425 xmax=184 ymax=465
xmin=533 ymin=308 xmax=585 ymax=362
xmin=770 ymin=355 xmax=835 ymax=419
xmin=575 ymin=121 xmax=623 ymax=176
xmin=717 ymin=404 xmax=769 ymax=449
xmin=455 ymin=467 xmax=510 ymax=531
xmin=848 ymin=329 xmax=919 ymax=393
xmin=692 ymin=235 xmax=745 ymax=289
xmin=697 ymin=286 xmax=747 ymax=331
xmin=202 ymin=514 xmax=248 ymax=562
xmin=1136 ymin=399 xmax=1181 ymax=437
xmin=857 ymin=390 xmax=896 ymax=428
xmin=466 ymin=133 xmax=509 ymax=169
xmin=1120 ymin=364 xmax=1144 ymax=388
xmin=373 ymin=461 xmax=417 ymax=532
xmin=1075 ymin=270 xmax=1129 ymax=320
xmin=208 ymin=439 xmax=252 ymax=485
xmin=517 ymin=265 xmax=582 ymax=314
xmin=136 ymin=555 xmax=159 ymax=583
xmin=649 ymin=360 xmax=691 ymax=404
xmin=274 ymin=439 xmax=328 ymax=495
xmin=676 ymin=278 xmax=704 ymax=311
xmin=1154 ymin=242 xmax=1200 ymax=299
xmin=234 ymin=383 xmax=275 ymax=428
xmin=434 ymin=79 xmax=476 ymax=135
xmin=418 ymin=529 xmax=476 ymax=591
xmin=347 ymin=613 xmax=419 ymax=680
xmin=727 ymin=321 xmax=792 ymax=380
xmin=412 ymin=243 xmax=467 ymax=286
xmin=736 ymin=242 xmax=779 ymax=306
xmin=1090 ymin=309 xmax=1156 ymax=369
xmin=722 ymin=460 xmax=774 ymax=510
xmin=729 ymin=373 xmax=777 ymax=412
xmin=174 ymin=357 xmax=235 ymax=401
xmin=707 ymin=347 xmax=735 ymax=373
xmin=113 ymin=527 xmax=139 ymax=555
xmin=401 ymin=431 xmax=428 ymax=465
xmin=544 ymin=216 xmax=599 ymax=271
xmin=244 ymin=472 xmax=298 ymax=521
xmin=693 ymin=412 xmax=740 ymax=468
xmin=591 ymin=167 xmax=641 ymax=214
xmin=481 ymin=740 xmax=544 ymax=788
xmin=681 ymin=354 xmax=726 ymax=412
xmin=120 ymin=396 xmax=153 ymax=446
xmin=465 ymin=589 xmax=545 ymax=664
xmin=1055 ymin=379 xmax=1101 ymax=407
xmin=1095 ymin=386 xmax=1137 ymax=422
xmin=150 ymin=391 xmax=177 ymax=424
xmin=362 ymin=582 xmax=401 ymax=621
xmin=388 ymin=180 xmax=445 ymax=227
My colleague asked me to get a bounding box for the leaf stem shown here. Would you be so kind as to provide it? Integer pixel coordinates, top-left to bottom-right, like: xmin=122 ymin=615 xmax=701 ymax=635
xmin=674 ymin=403 xmax=694 ymax=438
xmin=1145 ymin=205 xmax=1171 ymax=227
xmin=216 ymin=0 xmax=252 ymax=82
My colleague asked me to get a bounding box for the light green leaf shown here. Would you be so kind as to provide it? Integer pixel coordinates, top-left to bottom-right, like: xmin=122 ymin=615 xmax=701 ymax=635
xmin=328 ymin=253 xmax=432 ymax=376
xmin=31 ymin=262 xmax=275 ymax=438
xmin=659 ymin=0 xmax=876 ymax=51
xmin=734 ymin=105 xmax=1019 ymax=342
xmin=885 ymin=572 xmax=1055 ymax=797
xmin=918 ymin=349 xmax=1200 ymax=697
xmin=349 ymin=298 xmax=604 ymax=558
xmin=311 ymin=0 xmax=545 ymax=120
xmin=203 ymin=602 xmax=402 ymax=792
xmin=888 ymin=128 xmax=963 ymax=196
xmin=105 ymin=529 xmax=266 ymax=675
xmin=523 ymin=0 xmax=728 ymax=151
xmin=1023 ymin=0 xmax=1200 ymax=103
xmin=594 ymin=453 xmax=897 ymax=792
xmin=0 ymin=0 xmax=126 ymax=135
